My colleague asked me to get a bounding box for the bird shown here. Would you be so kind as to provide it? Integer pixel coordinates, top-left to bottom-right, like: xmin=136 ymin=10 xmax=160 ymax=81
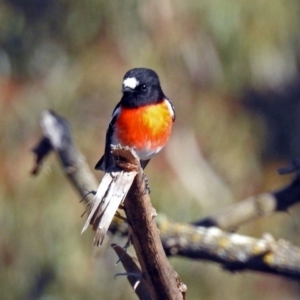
xmin=95 ymin=67 xmax=175 ymax=171
xmin=82 ymin=68 xmax=175 ymax=245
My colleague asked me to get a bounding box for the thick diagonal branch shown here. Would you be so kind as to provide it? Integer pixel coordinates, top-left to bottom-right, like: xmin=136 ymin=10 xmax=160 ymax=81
xmin=119 ymin=149 xmax=186 ymax=300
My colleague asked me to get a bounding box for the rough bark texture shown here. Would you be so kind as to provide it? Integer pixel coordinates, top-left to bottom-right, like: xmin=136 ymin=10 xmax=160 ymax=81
xmin=158 ymin=216 xmax=300 ymax=280
xmin=123 ymin=164 xmax=186 ymax=300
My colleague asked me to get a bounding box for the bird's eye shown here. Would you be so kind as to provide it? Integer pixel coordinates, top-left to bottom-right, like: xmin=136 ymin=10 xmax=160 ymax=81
xmin=140 ymin=84 xmax=147 ymax=92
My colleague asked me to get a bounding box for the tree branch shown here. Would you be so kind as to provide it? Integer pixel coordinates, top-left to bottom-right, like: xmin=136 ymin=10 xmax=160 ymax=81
xmin=31 ymin=110 xmax=300 ymax=281
xmin=112 ymin=244 xmax=152 ymax=300
xmin=32 ymin=110 xmax=185 ymax=299
xmin=120 ymin=150 xmax=186 ymax=299
xmin=193 ymin=174 xmax=300 ymax=230
xmin=157 ymin=216 xmax=300 ymax=280
xmin=32 ymin=110 xmax=98 ymax=204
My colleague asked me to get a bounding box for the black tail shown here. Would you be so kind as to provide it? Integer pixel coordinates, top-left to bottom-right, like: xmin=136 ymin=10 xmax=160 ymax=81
xmin=95 ymin=156 xmax=150 ymax=171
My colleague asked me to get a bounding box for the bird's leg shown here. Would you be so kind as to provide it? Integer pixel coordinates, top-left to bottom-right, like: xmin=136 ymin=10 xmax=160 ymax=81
xmin=142 ymin=174 xmax=151 ymax=194
xmin=140 ymin=159 xmax=151 ymax=194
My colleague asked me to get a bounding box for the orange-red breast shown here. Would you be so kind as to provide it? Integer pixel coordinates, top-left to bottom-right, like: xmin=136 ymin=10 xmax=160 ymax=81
xmin=95 ymin=68 xmax=175 ymax=171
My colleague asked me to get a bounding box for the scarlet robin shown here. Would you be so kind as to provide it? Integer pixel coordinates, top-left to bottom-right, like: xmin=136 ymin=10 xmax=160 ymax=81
xmin=82 ymin=68 xmax=175 ymax=244
xmin=95 ymin=68 xmax=175 ymax=171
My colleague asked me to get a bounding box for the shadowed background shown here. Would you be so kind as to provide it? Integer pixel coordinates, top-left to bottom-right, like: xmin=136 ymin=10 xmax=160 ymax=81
xmin=1 ymin=0 xmax=300 ymax=299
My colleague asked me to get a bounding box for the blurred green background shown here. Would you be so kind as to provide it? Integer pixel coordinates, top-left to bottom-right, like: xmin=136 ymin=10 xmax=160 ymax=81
xmin=1 ymin=0 xmax=300 ymax=299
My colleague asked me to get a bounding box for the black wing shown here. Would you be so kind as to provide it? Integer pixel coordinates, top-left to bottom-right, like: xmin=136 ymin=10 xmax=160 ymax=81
xmin=95 ymin=103 xmax=120 ymax=171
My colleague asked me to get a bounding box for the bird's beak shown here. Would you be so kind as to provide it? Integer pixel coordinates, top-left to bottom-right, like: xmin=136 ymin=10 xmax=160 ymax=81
xmin=122 ymin=86 xmax=134 ymax=93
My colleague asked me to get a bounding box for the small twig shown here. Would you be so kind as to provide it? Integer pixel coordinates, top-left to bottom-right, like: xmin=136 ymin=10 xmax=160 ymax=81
xmin=112 ymin=244 xmax=152 ymax=300
xmin=193 ymin=193 xmax=277 ymax=230
xmin=193 ymin=170 xmax=300 ymax=230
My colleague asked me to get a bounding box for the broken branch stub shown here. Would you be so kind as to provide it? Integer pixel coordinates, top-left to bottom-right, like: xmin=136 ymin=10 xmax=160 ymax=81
xmin=82 ymin=146 xmax=139 ymax=246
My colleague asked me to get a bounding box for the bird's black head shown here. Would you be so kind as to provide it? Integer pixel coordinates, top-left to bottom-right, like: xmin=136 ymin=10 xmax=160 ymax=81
xmin=121 ymin=68 xmax=166 ymax=108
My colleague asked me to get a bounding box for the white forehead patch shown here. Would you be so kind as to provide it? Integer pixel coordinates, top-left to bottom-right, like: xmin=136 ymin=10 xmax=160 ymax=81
xmin=123 ymin=77 xmax=139 ymax=89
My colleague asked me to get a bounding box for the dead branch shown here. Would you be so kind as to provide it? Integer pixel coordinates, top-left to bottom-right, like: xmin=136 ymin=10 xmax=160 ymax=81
xmin=193 ymin=173 xmax=300 ymax=230
xmin=31 ymin=110 xmax=300 ymax=281
xmin=193 ymin=193 xmax=277 ymax=230
xmin=158 ymin=216 xmax=300 ymax=280
xmin=81 ymin=158 xmax=137 ymax=246
xmin=112 ymin=244 xmax=152 ymax=300
xmin=120 ymin=150 xmax=186 ymax=299
xmin=32 ymin=110 xmax=98 ymax=204
xmin=33 ymin=110 xmax=185 ymax=299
